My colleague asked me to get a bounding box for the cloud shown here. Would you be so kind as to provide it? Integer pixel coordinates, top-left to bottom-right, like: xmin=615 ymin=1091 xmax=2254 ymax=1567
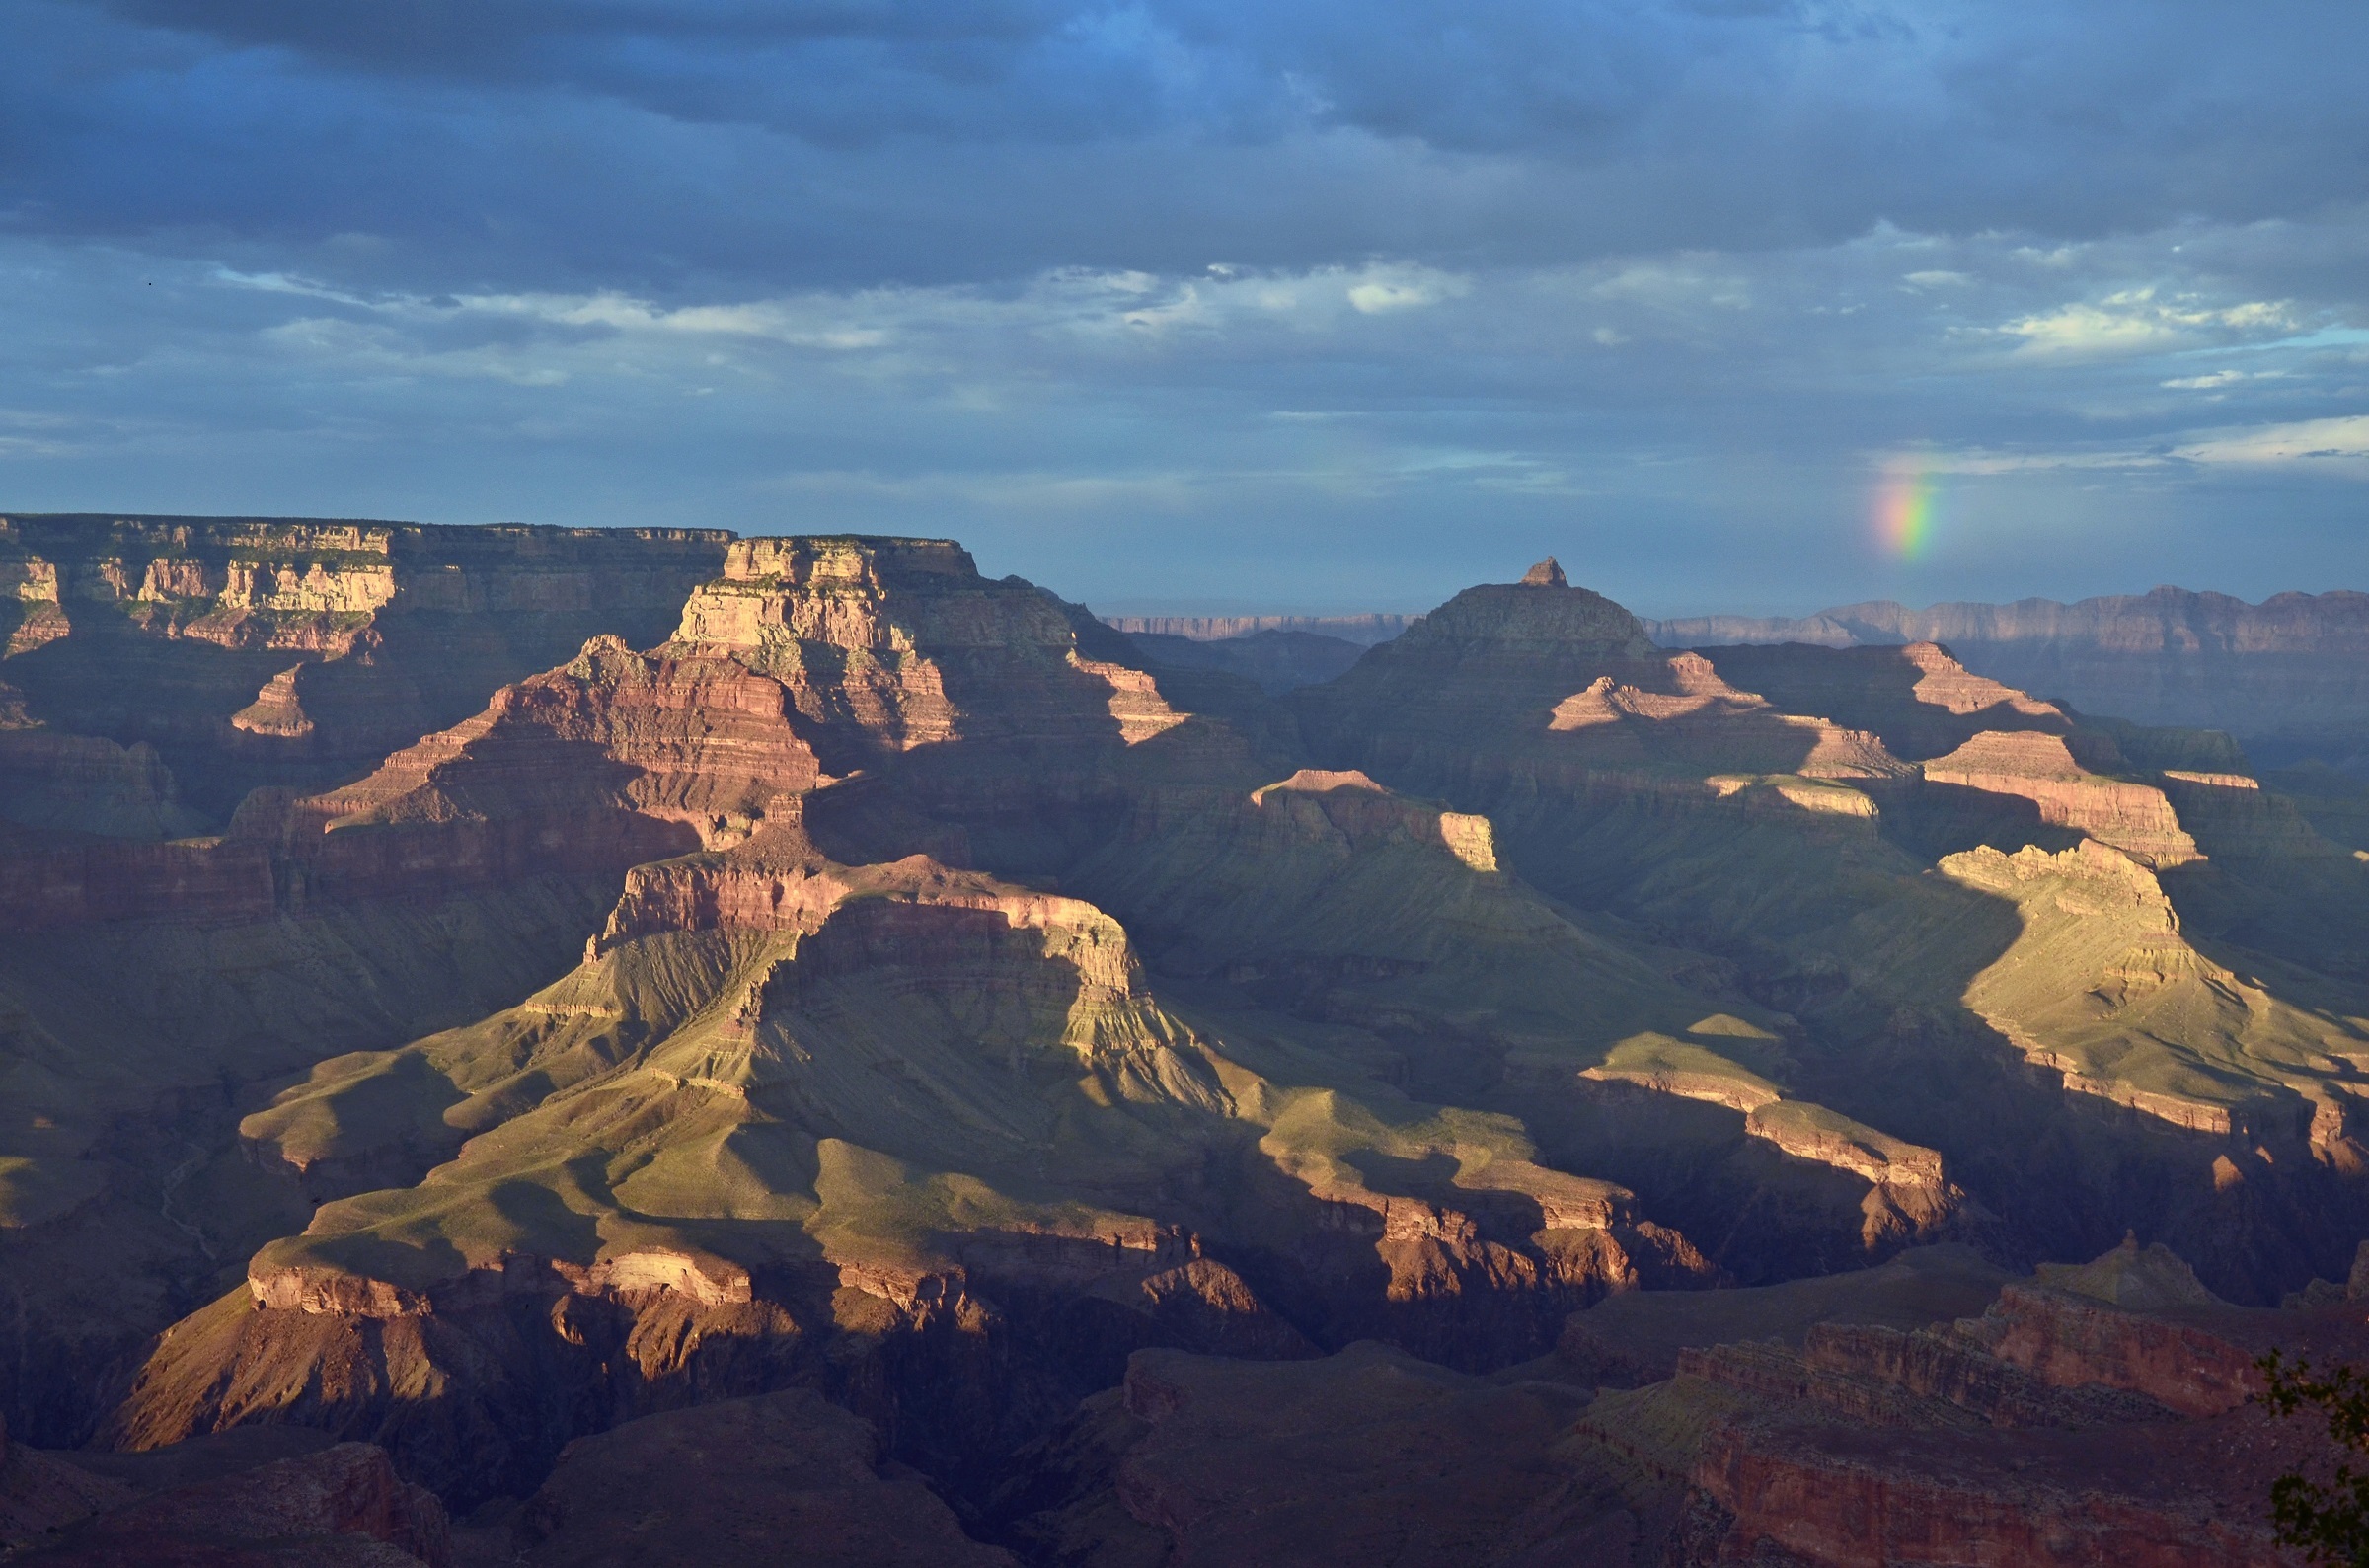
xmin=2000 ymin=289 xmax=2295 ymax=358
xmin=1347 ymin=273 xmax=1461 ymax=314
xmin=11 ymin=0 xmax=2369 ymax=296
xmin=1588 ymin=260 xmax=1752 ymax=311
xmin=1881 ymin=447 xmax=2168 ymax=477
xmin=2 ymin=4 xmax=2368 ymax=612
xmin=2174 ymin=415 xmax=2369 ymax=466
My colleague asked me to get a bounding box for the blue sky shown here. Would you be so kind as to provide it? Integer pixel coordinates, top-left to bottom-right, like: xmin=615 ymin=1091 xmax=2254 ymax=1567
xmin=2 ymin=1 xmax=2364 ymax=615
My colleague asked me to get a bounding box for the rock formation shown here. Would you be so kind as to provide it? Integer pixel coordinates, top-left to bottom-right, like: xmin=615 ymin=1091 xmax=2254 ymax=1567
xmin=1672 ymin=1237 xmax=2360 ymax=1566
xmin=0 ymin=513 xmax=730 ymax=818
xmin=3 ymin=524 xmax=2368 ymax=1566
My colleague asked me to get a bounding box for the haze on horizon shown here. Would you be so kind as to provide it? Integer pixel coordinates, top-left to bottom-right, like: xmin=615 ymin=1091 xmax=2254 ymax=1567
xmin=2 ymin=0 xmax=2364 ymax=619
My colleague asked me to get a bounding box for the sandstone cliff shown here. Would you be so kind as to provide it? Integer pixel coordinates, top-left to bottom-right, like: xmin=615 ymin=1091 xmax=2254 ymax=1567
xmin=0 ymin=513 xmax=731 ymax=819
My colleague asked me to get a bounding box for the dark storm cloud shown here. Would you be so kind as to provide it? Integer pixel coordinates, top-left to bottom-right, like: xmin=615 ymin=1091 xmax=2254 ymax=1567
xmin=14 ymin=0 xmax=2368 ymax=288
xmin=0 ymin=1 xmax=2364 ymax=612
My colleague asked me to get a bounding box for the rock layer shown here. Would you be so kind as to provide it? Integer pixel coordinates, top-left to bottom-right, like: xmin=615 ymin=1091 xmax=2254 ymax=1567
xmin=1675 ymin=1239 xmax=2355 ymax=1567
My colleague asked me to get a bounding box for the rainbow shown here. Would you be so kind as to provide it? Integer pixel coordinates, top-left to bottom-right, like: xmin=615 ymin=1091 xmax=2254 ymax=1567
xmin=1872 ymin=458 xmax=1939 ymax=560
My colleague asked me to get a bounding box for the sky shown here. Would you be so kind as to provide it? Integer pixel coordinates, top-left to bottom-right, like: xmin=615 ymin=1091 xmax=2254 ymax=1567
xmin=1 ymin=1 xmax=2365 ymax=617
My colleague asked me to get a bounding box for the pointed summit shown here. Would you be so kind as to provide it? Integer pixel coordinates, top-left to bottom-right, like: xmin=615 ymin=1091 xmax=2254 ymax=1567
xmin=1520 ymin=557 xmax=1567 ymax=588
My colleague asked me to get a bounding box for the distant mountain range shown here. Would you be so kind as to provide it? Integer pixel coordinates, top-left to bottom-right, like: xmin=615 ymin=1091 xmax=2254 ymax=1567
xmin=1102 ymin=612 xmax=1414 ymax=645
xmin=1643 ymin=587 xmax=2369 ymax=771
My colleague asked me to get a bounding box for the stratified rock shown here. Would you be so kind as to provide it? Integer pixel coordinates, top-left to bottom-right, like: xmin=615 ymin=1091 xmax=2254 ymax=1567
xmin=1920 ymin=730 xmax=2197 ymax=867
xmin=0 ymin=832 xmax=276 ymax=933
xmin=11 ymin=520 xmax=2369 ymax=1565
xmin=1671 ymin=1236 xmax=2369 ymax=1567
xmin=1295 ymin=565 xmax=1905 ymax=808
xmin=0 ymin=513 xmax=733 ymax=818
xmin=239 ymin=635 xmax=824 ymax=902
xmin=1918 ymin=838 xmax=2360 ymax=1140
xmin=0 ymin=728 xmax=207 ymax=840
xmin=107 ymin=845 xmax=1312 ymax=1503
xmin=1699 ymin=641 xmax=2092 ymax=764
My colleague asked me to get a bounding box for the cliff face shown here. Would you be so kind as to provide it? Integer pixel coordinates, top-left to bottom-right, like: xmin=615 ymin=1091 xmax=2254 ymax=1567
xmin=0 ymin=832 xmax=276 ymax=933
xmin=238 ymin=635 xmax=824 ymax=902
xmin=1674 ymin=1238 xmax=2354 ymax=1568
xmin=669 ymin=535 xmax=1154 ymax=763
xmin=65 ymin=544 xmax=1760 ymax=1506
xmin=996 ymin=1237 xmax=2337 ymax=1568
xmin=0 ymin=513 xmax=731 ymax=817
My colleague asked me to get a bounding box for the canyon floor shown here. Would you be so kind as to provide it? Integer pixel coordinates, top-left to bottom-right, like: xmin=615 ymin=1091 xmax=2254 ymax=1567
xmin=4 ymin=515 xmax=2368 ymax=1564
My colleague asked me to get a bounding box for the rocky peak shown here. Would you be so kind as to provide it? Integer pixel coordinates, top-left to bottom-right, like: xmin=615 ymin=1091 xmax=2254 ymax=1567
xmin=2032 ymin=1232 xmax=2226 ymax=1312
xmin=1397 ymin=574 xmax=1657 ymax=659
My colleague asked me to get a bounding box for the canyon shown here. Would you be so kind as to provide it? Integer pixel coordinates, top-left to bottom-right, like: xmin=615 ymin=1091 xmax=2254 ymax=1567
xmin=3 ymin=516 xmax=2367 ymax=1564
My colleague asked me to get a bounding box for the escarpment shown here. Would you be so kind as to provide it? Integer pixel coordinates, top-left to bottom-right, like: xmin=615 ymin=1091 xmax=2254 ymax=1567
xmin=0 ymin=516 xmax=733 ymax=815
xmin=235 ymin=636 xmax=828 ymax=900
xmin=8 ymin=523 xmax=2369 ymax=1563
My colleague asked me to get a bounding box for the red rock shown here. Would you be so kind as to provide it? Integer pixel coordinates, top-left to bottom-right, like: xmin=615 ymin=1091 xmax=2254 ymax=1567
xmin=1688 ymin=1410 xmax=2303 ymax=1567
xmin=0 ymin=834 xmax=276 ymax=933
xmin=0 ymin=514 xmax=733 ymax=821
xmin=1921 ymin=730 xmax=2199 ymax=867
xmin=1676 ymin=1238 xmax=2369 ymax=1566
